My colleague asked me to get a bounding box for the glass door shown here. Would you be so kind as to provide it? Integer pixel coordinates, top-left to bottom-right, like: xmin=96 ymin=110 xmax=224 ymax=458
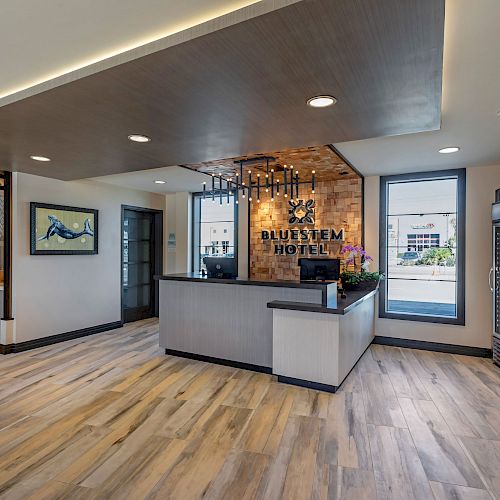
xmin=494 ymin=225 xmax=500 ymax=335
xmin=122 ymin=209 xmax=155 ymax=323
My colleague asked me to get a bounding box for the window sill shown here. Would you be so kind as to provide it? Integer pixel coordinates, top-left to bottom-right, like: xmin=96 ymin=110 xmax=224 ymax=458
xmin=379 ymin=310 xmax=465 ymax=326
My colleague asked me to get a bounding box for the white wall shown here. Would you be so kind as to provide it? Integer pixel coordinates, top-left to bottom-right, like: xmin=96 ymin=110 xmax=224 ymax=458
xmin=365 ymin=164 xmax=500 ymax=349
xmin=165 ymin=192 xmax=192 ymax=274
xmin=9 ymin=172 xmax=165 ymax=344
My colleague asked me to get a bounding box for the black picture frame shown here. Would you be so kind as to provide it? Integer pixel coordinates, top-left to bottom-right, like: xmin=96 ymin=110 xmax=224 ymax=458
xmin=30 ymin=202 xmax=99 ymax=255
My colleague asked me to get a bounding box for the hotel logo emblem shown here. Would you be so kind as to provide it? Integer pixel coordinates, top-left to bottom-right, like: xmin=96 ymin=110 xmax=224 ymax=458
xmin=288 ymin=199 xmax=315 ymax=225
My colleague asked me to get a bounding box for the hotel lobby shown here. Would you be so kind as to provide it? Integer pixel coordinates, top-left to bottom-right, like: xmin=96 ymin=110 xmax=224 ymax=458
xmin=0 ymin=0 xmax=500 ymax=498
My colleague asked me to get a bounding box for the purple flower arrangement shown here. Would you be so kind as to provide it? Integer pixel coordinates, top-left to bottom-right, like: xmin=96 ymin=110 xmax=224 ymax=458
xmin=340 ymin=244 xmax=381 ymax=291
xmin=340 ymin=245 xmax=373 ymax=270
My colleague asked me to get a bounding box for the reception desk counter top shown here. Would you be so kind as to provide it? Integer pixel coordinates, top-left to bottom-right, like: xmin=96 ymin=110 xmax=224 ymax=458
xmin=268 ymin=287 xmax=378 ymax=315
xmin=156 ymin=273 xmax=338 ymax=307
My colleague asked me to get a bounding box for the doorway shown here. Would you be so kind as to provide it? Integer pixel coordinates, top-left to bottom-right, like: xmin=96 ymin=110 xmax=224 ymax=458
xmin=121 ymin=206 xmax=163 ymax=324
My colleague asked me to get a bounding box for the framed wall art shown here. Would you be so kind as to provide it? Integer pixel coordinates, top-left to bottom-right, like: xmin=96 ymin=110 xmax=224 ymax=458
xmin=30 ymin=202 xmax=98 ymax=255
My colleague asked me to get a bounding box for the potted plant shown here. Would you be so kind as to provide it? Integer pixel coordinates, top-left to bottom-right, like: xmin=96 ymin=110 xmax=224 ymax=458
xmin=340 ymin=245 xmax=382 ymax=291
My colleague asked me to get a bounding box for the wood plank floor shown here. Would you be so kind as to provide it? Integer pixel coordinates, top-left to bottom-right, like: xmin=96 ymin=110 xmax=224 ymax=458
xmin=0 ymin=319 xmax=499 ymax=499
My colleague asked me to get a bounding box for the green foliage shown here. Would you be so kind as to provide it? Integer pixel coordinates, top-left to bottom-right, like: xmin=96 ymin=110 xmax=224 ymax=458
xmin=340 ymin=270 xmax=382 ymax=286
xmin=419 ymin=247 xmax=454 ymax=266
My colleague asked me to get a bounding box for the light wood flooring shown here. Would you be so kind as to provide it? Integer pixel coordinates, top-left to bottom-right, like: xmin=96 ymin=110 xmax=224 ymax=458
xmin=0 ymin=319 xmax=499 ymax=499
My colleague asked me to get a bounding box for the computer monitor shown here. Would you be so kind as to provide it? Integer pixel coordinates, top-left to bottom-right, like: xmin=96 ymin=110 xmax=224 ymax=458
xmin=299 ymin=258 xmax=340 ymax=281
xmin=204 ymin=257 xmax=237 ymax=279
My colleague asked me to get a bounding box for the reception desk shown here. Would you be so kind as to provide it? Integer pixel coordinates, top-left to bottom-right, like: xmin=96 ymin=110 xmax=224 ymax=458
xmin=157 ymin=273 xmax=376 ymax=392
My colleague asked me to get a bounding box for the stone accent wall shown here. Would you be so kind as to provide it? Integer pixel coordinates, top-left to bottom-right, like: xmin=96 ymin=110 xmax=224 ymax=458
xmin=249 ymin=177 xmax=363 ymax=280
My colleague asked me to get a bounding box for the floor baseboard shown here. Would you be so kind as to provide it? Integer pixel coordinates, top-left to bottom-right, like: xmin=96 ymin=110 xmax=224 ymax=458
xmin=373 ymin=336 xmax=492 ymax=358
xmin=0 ymin=321 xmax=123 ymax=354
xmin=277 ymin=375 xmax=337 ymax=393
xmin=165 ymin=348 xmax=272 ymax=374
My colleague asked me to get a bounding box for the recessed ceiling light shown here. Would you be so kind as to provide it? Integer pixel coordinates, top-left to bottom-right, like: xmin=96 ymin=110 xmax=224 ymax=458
xmin=30 ymin=155 xmax=51 ymax=162
xmin=128 ymin=134 xmax=151 ymax=143
xmin=154 ymin=180 xmax=166 ymax=184
xmin=438 ymin=147 xmax=460 ymax=154
xmin=307 ymin=95 xmax=337 ymax=108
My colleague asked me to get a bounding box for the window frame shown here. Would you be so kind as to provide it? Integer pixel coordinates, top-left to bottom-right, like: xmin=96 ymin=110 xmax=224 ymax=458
xmin=191 ymin=191 xmax=238 ymax=274
xmin=379 ymin=169 xmax=466 ymax=325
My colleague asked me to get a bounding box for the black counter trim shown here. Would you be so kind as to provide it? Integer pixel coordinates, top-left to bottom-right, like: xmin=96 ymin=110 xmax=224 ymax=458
xmin=155 ymin=273 xmax=335 ymax=290
xmin=165 ymin=348 xmax=272 ymax=374
xmin=277 ymin=375 xmax=337 ymax=393
xmin=157 ymin=273 xmax=338 ymax=307
xmin=373 ymin=336 xmax=492 ymax=358
xmin=0 ymin=321 xmax=123 ymax=354
xmin=268 ymin=288 xmax=378 ymax=315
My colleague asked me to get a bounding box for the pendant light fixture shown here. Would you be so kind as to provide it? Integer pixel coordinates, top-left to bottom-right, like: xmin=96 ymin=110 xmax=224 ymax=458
xmin=240 ymin=162 xmax=246 ymax=199
xmin=265 ymin=158 xmax=269 ymax=193
xmin=284 ymin=165 xmax=288 ymax=198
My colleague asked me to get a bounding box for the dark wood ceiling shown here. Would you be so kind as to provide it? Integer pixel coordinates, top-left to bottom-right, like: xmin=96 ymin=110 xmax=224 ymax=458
xmin=0 ymin=0 xmax=444 ymax=180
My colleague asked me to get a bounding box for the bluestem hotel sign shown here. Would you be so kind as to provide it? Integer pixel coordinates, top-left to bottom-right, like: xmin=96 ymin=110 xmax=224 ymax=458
xmin=261 ymin=199 xmax=345 ymax=256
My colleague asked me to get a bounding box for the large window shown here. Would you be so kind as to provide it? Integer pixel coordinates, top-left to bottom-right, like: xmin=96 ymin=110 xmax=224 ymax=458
xmin=379 ymin=170 xmax=465 ymax=324
xmin=192 ymin=193 xmax=237 ymax=273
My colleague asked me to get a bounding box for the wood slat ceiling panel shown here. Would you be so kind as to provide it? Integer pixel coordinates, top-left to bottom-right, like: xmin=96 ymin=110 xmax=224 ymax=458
xmin=184 ymin=145 xmax=359 ymax=183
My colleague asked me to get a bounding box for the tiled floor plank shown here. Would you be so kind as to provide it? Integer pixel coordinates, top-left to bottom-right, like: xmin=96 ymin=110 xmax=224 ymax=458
xmin=0 ymin=319 xmax=499 ymax=499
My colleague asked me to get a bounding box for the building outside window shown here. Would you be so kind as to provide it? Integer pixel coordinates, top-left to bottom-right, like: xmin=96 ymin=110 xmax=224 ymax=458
xmin=192 ymin=193 xmax=237 ymax=273
xmin=379 ymin=169 xmax=465 ymax=325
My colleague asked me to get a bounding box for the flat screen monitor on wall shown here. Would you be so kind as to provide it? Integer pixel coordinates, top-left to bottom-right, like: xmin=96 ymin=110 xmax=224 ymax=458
xmin=299 ymin=258 xmax=340 ymax=281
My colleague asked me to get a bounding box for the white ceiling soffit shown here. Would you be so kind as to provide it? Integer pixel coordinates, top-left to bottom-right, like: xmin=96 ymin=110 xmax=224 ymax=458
xmin=334 ymin=0 xmax=500 ymax=176
xmin=0 ymin=0 xmax=297 ymax=106
xmin=90 ymin=165 xmax=208 ymax=193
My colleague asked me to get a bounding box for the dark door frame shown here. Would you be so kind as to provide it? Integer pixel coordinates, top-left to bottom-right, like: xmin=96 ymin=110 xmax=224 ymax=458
xmin=120 ymin=205 xmax=163 ymax=324
xmin=1 ymin=172 xmax=12 ymax=320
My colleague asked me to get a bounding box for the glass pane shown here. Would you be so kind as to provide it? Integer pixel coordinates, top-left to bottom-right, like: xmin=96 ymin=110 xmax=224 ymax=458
xmin=124 ymin=284 xmax=151 ymax=308
xmin=125 ymin=216 xmax=151 ymax=240
xmin=495 ymin=226 xmax=500 ymax=334
xmin=200 ymin=222 xmax=234 ymax=249
xmin=387 ymin=279 xmax=457 ymax=318
xmin=387 ymin=245 xmax=457 ymax=281
xmin=387 ymin=214 xmax=457 ymax=252
xmin=127 ymin=241 xmax=151 ymax=263
xmin=200 ymin=245 xmax=235 ymax=259
xmin=124 ymin=262 xmax=151 ymax=286
xmin=200 ymin=197 xmax=235 ymax=223
xmin=384 ymin=175 xmax=459 ymax=320
xmin=194 ymin=193 xmax=236 ymax=273
xmin=388 ymin=178 xmax=457 ymax=215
